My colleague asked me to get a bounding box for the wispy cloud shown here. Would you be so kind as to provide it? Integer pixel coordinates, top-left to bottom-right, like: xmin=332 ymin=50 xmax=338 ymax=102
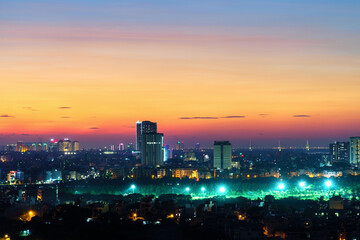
xmin=221 ymin=116 xmax=245 ymax=119
xmin=58 ymin=107 xmax=72 ymax=109
xmin=180 ymin=115 xmax=246 ymax=120
xmin=179 ymin=117 xmax=218 ymax=120
xmin=21 ymin=133 xmax=31 ymax=136
xmin=293 ymin=115 xmax=311 ymax=118
xmin=0 ymin=114 xmax=14 ymax=118
xmin=89 ymin=127 xmax=100 ymax=130
xmin=1 ymin=23 xmax=321 ymax=47
xmin=259 ymin=114 xmax=269 ymax=118
xmin=60 ymin=117 xmax=71 ymax=119
xmin=23 ymin=107 xmax=37 ymax=111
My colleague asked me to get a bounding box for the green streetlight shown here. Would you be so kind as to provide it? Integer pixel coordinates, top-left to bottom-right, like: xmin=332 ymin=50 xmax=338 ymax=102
xmin=131 ymin=184 xmax=136 ymax=193
xmin=278 ymin=183 xmax=285 ymax=190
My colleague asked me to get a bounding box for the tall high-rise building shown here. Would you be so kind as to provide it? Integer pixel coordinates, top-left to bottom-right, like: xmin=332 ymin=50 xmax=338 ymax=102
xmin=49 ymin=139 xmax=59 ymax=152
xmin=72 ymin=141 xmax=80 ymax=151
xmin=16 ymin=141 xmax=23 ymax=152
xmin=350 ymin=137 xmax=360 ymax=166
xmin=58 ymin=139 xmax=72 ymax=152
xmin=330 ymin=141 xmax=349 ymax=163
xmin=213 ymin=141 xmax=232 ymax=170
xmin=136 ymin=120 xmax=157 ymax=151
xmin=136 ymin=121 xmax=142 ymax=151
xmin=141 ymin=133 xmax=164 ymax=167
xmin=16 ymin=141 xmax=32 ymax=152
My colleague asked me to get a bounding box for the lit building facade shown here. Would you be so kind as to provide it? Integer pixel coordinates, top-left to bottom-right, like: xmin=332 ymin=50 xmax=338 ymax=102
xmin=141 ymin=133 xmax=164 ymax=167
xmin=350 ymin=137 xmax=360 ymax=166
xmin=72 ymin=141 xmax=80 ymax=151
xmin=58 ymin=139 xmax=72 ymax=152
xmin=213 ymin=141 xmax=232 ymax=170
xmin=172 ymin=168 xmax=199 ymax=180
xmin=16 ymin=141 xmax=23 ymax=152
xmin=184 ymin=150 xmax=196 ymax=161
xmin=330 ymin=141 xmax=349 ymax=163
xmin=163 ymin=144 xmax=171 ymax=161
xmin=16 ymin=141 xmax=46 ymax=152
xmin=136 ymin=120 xmax=157 ymax=151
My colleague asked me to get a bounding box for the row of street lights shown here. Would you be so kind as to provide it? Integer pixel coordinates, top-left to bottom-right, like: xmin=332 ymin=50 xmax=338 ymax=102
xmin=277 ymin=180 xmax=333 ymax=190
xmin=129 ymin=184 xmax=227 ymax=195
xmin=187 ymin=186 xmax=226 ymax=194
xmin=129 ymin=180 xmax=334 ymax=195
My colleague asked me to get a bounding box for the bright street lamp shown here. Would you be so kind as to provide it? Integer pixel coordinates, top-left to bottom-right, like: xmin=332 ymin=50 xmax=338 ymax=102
xmin=325 ymin=180 xmax=332 ymax=188
xmin=278 ymin=183 xmax=285 ymax=190
xmin=131 ymin=184 xmax=136 ymax=193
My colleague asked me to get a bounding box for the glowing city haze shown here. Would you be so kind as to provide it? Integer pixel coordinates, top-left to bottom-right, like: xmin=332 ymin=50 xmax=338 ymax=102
xmin=1 ymin=0 xmax=360 ymax=147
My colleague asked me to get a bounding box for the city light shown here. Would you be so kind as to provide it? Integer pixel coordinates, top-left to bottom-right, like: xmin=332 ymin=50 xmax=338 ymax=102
xmin=278 ymin=183 xmax=285 ymax=190
xmin=219 ymin=187 xmax=226 ymax=193
xmin=131 ymin=184 xmax=136 ymax=193
xmin=185 ymin=187 xmax=190 ymax=192
xmin=299 ymin=181 xmax=306 ymax=188
xmin=201 ymin=187 xmax=205 ymax=192
xmin=325 ymin=180 xmax=332 ymax=187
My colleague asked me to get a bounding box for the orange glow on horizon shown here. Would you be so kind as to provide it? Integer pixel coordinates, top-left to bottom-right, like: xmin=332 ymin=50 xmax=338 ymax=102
xmin=1 ymin=19 xmax=360 ymax=146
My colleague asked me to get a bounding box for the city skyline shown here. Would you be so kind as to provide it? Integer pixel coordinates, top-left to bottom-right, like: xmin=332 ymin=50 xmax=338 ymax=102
xmin=2 ymin=131 xmax=360 ymax=149
xmin=1 ymin=1 xmax=360 ymax=147
xmin=2 ymin=2 xmax=360 ymax=239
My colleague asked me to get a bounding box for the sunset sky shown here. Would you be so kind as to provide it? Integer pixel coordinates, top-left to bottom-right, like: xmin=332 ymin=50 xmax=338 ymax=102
xmin=1 ymin=0 xmax=360 ymax=148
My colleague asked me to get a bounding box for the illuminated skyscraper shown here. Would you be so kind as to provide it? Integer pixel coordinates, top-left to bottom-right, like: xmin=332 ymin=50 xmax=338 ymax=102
xmin=49 ymin=139 xmax=59 ymax=152
xmin=58 ymin=139 xmax=72 ymax=152
xmin=72 ymin=141 xmax=80 ymax=151
xmin=16 ymin=141 xmax=32 ymax=152
xmin=136 ymin=120 xmax=157 ymax=151
xmin=16 ymin=141 xmax=23 ymax=152
xmin=213 ymin=141 xmax=232 ymax=169
xmin=330 ymin=141 xmax=349 ymax=163
xmin=141 ymin=133 xmax=164 ymax=167
xmin=350 ymin=137 xmax=360 ymax=166
xmin=136 ymin=121 xmax=141 ymax=150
